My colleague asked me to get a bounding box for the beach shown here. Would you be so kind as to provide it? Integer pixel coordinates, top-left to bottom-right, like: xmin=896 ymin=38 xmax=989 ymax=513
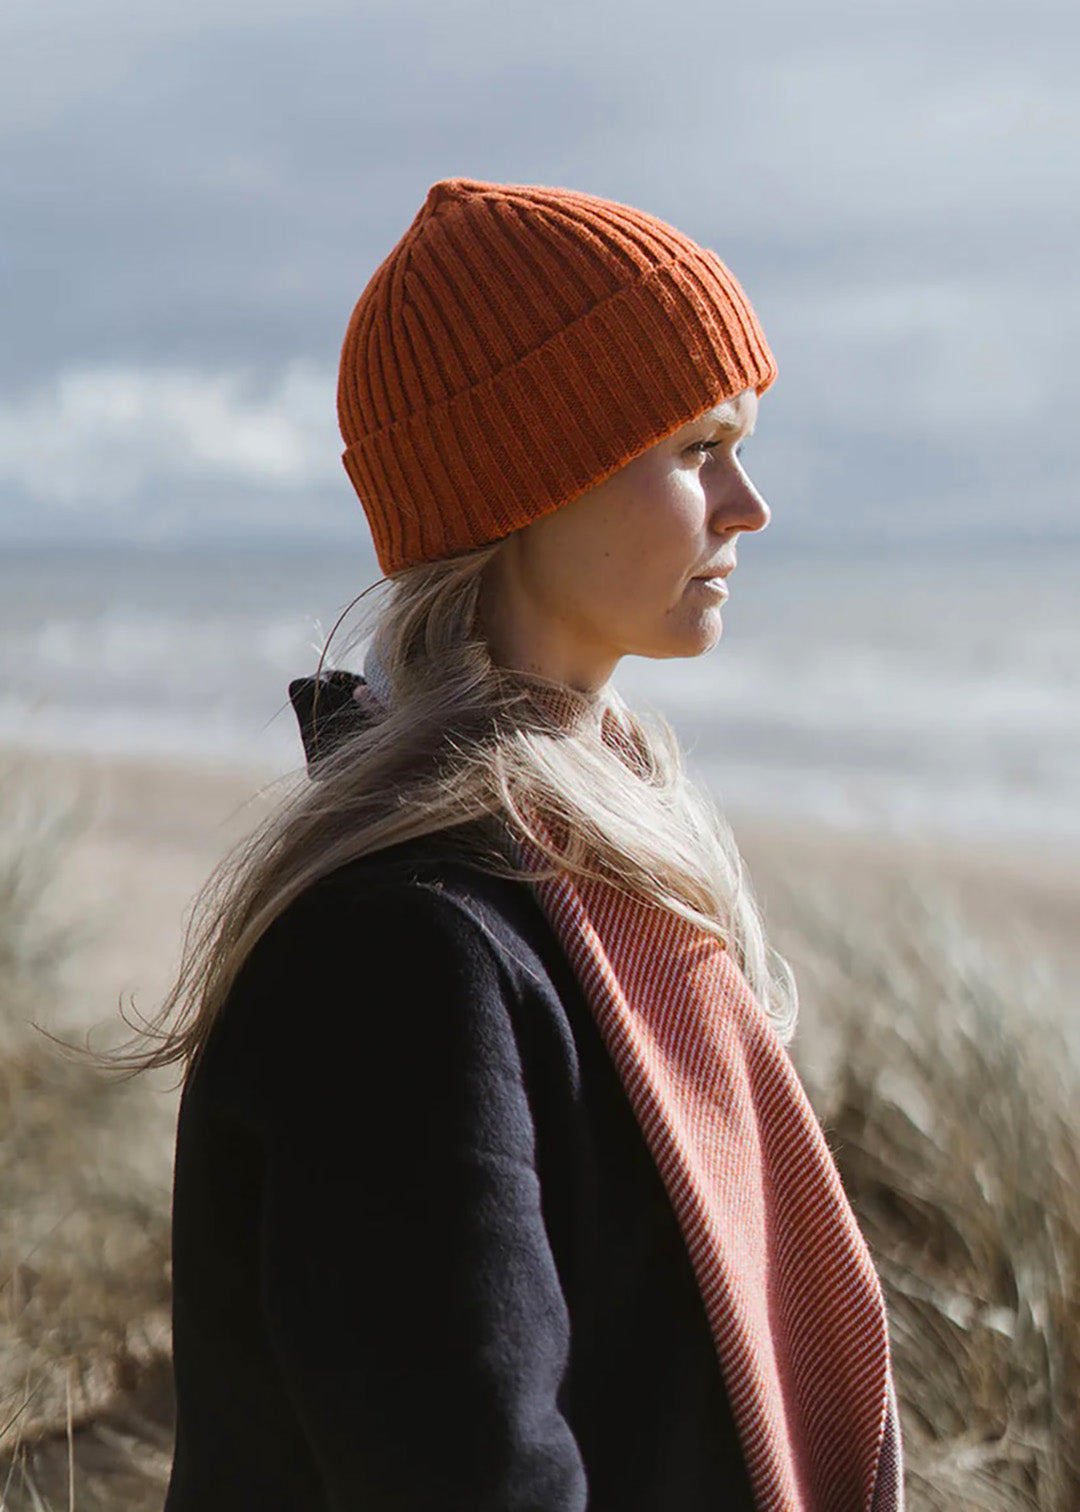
xmin=12 ymin=740 xmax=1077 ymax=1057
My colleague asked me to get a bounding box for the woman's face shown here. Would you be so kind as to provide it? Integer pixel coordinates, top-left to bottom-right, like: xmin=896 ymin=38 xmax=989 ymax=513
xmin=481 ymin=388 xmax=768 ymax=692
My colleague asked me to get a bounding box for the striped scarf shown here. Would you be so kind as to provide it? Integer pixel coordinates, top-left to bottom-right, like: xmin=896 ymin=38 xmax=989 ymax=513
xmin=289 ymin=662 xmax=904 ymax=1512
xmin=518 ymin=821 xmax=903 ymax=1512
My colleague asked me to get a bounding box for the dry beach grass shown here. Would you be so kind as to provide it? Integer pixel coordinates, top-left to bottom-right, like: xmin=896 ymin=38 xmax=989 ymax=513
xmin=777 ymin=881 xmax=1080 ymax=1511
xmin=0 ymin=768 xmax=173 ymax=1508
xmin=0 ymin=749 xmax=1077 ymax=1510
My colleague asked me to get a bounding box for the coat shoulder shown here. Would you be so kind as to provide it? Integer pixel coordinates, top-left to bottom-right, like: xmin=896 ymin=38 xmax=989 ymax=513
xmin=194 ymin=836 xmax=584 ymax=1124
xmin=284 ymin=836 xmax=570 ymax=994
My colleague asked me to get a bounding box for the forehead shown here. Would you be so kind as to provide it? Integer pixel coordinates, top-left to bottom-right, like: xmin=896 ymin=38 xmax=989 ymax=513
xmin=689 ymin=390 xmax=757 ymax=433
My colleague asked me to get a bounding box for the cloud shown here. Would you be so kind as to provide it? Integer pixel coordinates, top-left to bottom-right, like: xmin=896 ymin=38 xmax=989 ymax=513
xmin=766 ymin=276 xmax=1074 ymax=437
xmin=0 ymin=362 xmax=340 ymax=515
xmin=1 ymin=0 xmax=1077 ymax=543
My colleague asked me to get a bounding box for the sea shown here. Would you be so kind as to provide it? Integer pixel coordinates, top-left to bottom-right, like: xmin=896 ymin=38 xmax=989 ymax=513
xmin=2 ymin=538 xmax=1078 ymax=847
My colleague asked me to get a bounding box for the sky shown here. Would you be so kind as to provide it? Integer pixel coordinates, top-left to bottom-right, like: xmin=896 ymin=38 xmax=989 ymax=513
xmin=2 ymin=0 xmax=1077 ymax=551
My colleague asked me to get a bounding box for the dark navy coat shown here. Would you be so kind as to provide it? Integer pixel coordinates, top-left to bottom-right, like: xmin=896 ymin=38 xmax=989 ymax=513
xmin=165 ymin=833 xmax=757 ymax=1510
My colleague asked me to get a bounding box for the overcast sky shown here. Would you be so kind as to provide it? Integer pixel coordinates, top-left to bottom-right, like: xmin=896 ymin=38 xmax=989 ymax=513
xmin=2 ymin=0 xmax=1077 ymax=550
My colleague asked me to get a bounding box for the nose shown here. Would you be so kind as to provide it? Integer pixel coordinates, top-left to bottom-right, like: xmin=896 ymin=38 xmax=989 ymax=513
xmin=710 ymin=460 xmax=771 ymax=537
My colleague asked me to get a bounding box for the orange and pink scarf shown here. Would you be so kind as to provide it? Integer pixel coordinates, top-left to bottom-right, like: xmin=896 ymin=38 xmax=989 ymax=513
xmin=518 ymin=820 xmax=902 ymax=1512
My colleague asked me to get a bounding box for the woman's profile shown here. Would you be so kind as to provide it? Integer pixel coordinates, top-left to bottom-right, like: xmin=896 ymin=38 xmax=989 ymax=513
xmin=152 ymin=177 xmax=904 ymax=1511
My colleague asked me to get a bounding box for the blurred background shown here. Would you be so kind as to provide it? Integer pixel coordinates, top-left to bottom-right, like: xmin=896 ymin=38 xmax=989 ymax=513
xmin=2 ymin=1 xmax=1079 ymax=1506
xmin=2 ymin=0 xmax=1078 ymax=839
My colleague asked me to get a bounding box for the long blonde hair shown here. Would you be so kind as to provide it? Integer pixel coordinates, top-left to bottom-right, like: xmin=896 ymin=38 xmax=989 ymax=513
xmin=131 ymin=539 xmax=796 ymax=1071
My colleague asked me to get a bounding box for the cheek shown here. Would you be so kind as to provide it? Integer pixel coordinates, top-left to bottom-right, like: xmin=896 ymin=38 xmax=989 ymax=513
xmin=520 ymin=511 xmax=616 ymax=613
xmin=521 ymin=466 xmax=702 ymax=619
xmin=619 ymin=481 xmax=703 ymax=576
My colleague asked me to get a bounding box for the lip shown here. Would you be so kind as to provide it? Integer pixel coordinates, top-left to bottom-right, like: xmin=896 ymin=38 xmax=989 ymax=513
xmin=690 ymin=575 xmax=730 ymax=597
xmin=690 ymin=564 xmax=734 ymax=592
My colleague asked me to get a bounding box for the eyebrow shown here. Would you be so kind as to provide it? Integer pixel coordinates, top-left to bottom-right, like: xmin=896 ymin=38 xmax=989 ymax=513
xmin=693 ymin=407 xmax=755 ymax=437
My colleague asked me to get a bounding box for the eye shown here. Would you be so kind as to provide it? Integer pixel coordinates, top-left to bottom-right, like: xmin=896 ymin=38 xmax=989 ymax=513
xmin=687 ymin=437 xmax=750 ymax=460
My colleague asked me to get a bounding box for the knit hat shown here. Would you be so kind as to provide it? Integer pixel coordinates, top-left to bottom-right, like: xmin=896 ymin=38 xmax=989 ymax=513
xmin=337 ymin=177 xmax=777 ymax=576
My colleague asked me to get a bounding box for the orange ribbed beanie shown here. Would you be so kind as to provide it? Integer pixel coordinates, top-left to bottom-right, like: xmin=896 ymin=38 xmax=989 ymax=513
xmin=337 ymin=178 xmax=777 ymax=576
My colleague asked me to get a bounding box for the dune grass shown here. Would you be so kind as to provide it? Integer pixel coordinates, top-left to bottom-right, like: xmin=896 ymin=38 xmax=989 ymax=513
xmin=779 ymin=878 xmax=1080 ymax=1512
xmin=0 ymin=773 xmax=1076 ymax=1509
xmin=0 ymin=773 xmax=172 ymax=1510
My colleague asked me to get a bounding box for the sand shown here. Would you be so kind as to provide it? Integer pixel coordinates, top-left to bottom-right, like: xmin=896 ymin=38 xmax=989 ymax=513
xmin=5 ymin=742 xmax=1077 ymax=1047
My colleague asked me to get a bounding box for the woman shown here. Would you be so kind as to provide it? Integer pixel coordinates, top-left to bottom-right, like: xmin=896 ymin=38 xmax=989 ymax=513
xmin=158 ymin=178 xmax=903 ymax=1511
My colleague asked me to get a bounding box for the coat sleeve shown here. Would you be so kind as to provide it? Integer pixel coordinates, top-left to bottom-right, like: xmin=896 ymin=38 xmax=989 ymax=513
xmin=239 ymin=878 xmax=588 ymax=1512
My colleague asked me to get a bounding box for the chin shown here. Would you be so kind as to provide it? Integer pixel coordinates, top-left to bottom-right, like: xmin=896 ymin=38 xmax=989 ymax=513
xmin=643 ymin=625 xmax=723 ymax=661
xmin=627 ymin=608 xmax=725 ymax=661
xmin=676 ymin=612 xmax=724 ymax=658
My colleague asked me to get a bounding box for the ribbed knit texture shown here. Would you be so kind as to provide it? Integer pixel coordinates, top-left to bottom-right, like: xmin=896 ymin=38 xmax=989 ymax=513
xmin=337 ymin=178 xmax=777 ymax=574
xmin=518 ymin=813 xmax=903 ymax=1512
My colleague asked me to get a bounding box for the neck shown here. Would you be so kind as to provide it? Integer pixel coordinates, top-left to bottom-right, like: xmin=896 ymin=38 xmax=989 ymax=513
xmin=502 ymin=667 xmax=606 ymax=737
xmin=362 ymin=639 xmax=607 ymax=739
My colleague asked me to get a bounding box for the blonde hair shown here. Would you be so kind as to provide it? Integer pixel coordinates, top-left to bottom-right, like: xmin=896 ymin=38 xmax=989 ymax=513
xmin=130 ymin=540 xmax=796 ymax=1072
